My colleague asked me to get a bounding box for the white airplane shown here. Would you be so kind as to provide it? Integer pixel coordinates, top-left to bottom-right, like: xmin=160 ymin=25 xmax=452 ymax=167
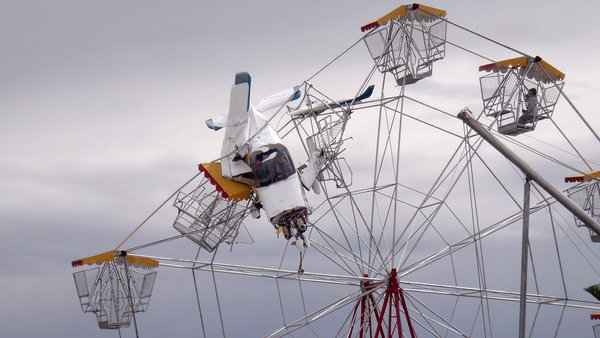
xmin=205 ymin=72 xmax=311 ymax=247
xmin=205 ymin=72 xmax=374 ymax=249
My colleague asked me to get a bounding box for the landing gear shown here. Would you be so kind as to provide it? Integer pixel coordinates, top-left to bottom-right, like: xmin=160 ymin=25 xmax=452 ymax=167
xmin=279 ymin=219 xmax=310 ymax=249
xmin=272 ymin=210 xmax=310 ymax=273
xmin=273 ymin=208 xmax=309 ymax=242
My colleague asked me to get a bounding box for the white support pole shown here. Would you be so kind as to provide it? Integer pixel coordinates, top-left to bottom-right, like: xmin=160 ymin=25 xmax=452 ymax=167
xmin=122 ymin=252 xmax=140 ymax=338
xmin=519 ymin=179 xmax=531 ymax=338
xmin=457 ymin=109 xmax=600 ymax=237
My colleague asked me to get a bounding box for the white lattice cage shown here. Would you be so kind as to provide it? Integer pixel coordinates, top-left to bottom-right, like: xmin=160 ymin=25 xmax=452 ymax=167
xmin=594 ymin=323 xmax=600 ymax=338
xmin=479 ymin=56 xmax=564 ymax=135
xmin=362 ymin=4 xmax=447 ymax=85
xmin=173 ymin=176 xmax=252 ymax=251
xmin=567 ymin=181 xmax=600 ymax=242
xmin=73 ymin=259 xmax=157 ymax=329
xmin=305 ymin=111 xmax=353 ymax=188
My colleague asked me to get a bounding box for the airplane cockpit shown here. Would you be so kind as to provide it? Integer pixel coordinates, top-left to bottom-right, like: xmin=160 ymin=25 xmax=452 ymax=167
xmin=249 ymin=144 xmax=296 ymax=188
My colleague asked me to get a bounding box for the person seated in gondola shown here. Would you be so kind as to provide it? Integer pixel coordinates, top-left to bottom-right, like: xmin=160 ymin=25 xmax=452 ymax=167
xmin=518 ymin=88 xmax=537 ymax=125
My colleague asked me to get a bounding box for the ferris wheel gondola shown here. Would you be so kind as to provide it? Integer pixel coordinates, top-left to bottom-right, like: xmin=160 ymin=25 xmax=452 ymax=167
xmin=479 ymin=56 xmax=565 ymax=135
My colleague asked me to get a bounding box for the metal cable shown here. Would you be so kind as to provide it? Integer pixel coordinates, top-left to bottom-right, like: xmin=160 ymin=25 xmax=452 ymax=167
xmin=440 ymin=16 xmax=530 ymax=58
xmin=115 ymin=171 xmax=201 ymax=250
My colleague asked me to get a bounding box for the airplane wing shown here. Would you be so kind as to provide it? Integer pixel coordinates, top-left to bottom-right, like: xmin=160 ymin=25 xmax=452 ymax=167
xmin=290 ymin=85 xmax=374 ymax=117
xmin=256 ymin=86 xmax=301 ymax=113
xmin=333 ymin=84 xmax=374 ymax=107
xmin=220 ymin=72 xmax=253 ymax=180
xmin=205 ymin=115 xmax=227 ymax=131
xmin=207 ymin=85 xmax=301 ymax=131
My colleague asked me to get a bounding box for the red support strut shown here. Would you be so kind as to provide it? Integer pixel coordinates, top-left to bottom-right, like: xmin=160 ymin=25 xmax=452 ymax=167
xmin=348 ymin=275 xmax=384 ymax=338
xmin=349 ymin=269 xmax=416 ymax=338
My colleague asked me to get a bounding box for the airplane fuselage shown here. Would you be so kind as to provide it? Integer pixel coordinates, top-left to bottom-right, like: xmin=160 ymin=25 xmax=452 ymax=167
xmin=217 ymin=72 xmax=309 ymax=242
xmin=246 ymin=110 xmax=308 ymax=239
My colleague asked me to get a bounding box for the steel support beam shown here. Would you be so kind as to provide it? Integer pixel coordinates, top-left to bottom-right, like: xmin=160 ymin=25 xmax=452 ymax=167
xmin=457 ymin=109 xmax=600 ymax=236
xmin=519 ymin=179 xmax=531 ymax=338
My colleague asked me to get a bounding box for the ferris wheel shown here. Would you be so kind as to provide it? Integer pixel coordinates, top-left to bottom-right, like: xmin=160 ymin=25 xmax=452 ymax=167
xmin=71 ymin=4 xmax=600 ymax=337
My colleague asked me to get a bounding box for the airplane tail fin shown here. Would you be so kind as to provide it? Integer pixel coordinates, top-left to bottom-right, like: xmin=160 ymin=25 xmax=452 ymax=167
xmin=205 ymin=116 xmax=227 ymax=130
xmin=256 ymin=86 xmax=302 ymax=112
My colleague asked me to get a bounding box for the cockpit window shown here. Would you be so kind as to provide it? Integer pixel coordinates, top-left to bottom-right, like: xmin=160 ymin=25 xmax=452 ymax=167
xmin=249 ymin=145 xmax=296 ymax=188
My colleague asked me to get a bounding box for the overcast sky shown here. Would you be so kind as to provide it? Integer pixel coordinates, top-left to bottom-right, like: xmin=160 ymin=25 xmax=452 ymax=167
xmin=2 ymin=0 xmax=600 ymax=337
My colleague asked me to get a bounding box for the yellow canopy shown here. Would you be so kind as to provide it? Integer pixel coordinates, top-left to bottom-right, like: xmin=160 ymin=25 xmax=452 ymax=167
xmin=71 ymin=250 xmax=159 ymax=269
xmin=479 ymin=56 xmax=565 ymax=84
xmin=565 ymin=170 xmax=600 ymax=183
xmin=361 ymin=4 xmax=446 ymax=32
xmin=199 ymin=162 xmax=252 ymax=201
